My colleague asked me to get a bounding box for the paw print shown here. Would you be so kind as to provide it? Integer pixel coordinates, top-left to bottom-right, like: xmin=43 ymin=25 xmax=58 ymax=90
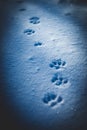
xmin=51 ymin=73 xmax=68 ymax=86
xmin=49 ymin=59 xmax=66 ymax=70
xmin=42 ymin=92 xmax=63 ymax=108
xmin=29 ymin=17 xmax=40 ymax=24
xmin=34 ymin=42 xmax=42 ymax=47
xmin=24 ymin=29 xmax=35 ymax=35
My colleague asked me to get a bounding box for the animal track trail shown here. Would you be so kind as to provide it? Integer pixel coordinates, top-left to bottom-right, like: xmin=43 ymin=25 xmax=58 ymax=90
xmin=42 ymin=92 xmax=63 ymax=108
xmin=49 ymin=58 xmax=66 ymax=70
xmin=24 ymin=29 xmax=35 ymax=35
xmin=23 ymin=16 xmax=68 ymax=108
xmin=42 ymin=58 xmax=68 ymax=107
xmin=24 ymin=16 xmax=40 ymax=36
xmin=29 ymin=17 xmax=40 ymax=24
xmin=51 ymin=73 xmax=68 ymax=86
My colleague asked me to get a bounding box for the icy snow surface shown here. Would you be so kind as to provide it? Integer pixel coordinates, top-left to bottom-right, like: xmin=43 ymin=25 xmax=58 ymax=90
xmin=1 ymin=0 xmax=87 ymax=129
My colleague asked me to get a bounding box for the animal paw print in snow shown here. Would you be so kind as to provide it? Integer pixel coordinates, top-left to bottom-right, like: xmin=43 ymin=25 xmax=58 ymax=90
xmin=24 ymin=29 xmax=35 ymax=35
xmin=42 ymin=92 xmax=63 ymax=107
xmin=29 ymin=17 xmax=40 ymax=24
xmin=42 ymin=92 xmax=57 ymax=104
xmin=51 ymin=73 xmax=68 ymax=86
xmin=49 ymin=59 xmax=66 ymax=69
xmin=34 ymin=42 xmax=42 ymax=47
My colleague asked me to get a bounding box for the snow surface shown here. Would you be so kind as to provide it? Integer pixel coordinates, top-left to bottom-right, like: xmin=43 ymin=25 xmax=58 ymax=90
xmin=0 ymin=0 xmax=87 ymax=130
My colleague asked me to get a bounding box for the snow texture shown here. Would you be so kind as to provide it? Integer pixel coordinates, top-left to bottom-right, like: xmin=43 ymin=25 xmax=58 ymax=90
xmin=0 ymin=0 xmax=87 ymax=130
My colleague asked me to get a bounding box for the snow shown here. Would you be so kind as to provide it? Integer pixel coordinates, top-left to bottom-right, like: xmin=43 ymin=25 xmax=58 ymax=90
xmin=1 ymin=0 xmax=87 ymax=129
